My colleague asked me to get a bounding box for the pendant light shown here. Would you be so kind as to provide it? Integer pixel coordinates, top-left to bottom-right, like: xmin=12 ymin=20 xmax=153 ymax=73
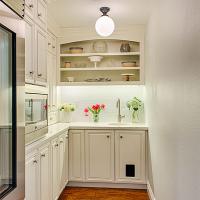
xmin=95 ymin=7 xmax=115 ymax=37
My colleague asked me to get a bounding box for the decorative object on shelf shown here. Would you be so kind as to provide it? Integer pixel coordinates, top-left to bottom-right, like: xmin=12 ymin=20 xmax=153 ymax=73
xmin=69 ymin=47 xmax=83 ymax=54
xmin=67 ymin=77 xmax=74 ymax=82
xmin=88 ymin=56 xmax=103 ymax=68
xmin=120 ymin=42 xmax=131 ymax=52
xmin=84 ymin=77 xmax=111 ymax=82
xmin=121 ymin=73 xmax=135 ymax=81
xmin=122 ymin=61 xmax=137 ymax=68
xmin=127 ymin=97 xmax=143 ymax=123
xmin=92 ymin=40 xmax=107 ymax=53
xmin=64 ymin=62 xmax=71 ymax=68
xmin=59 ymin=103 xmax=76 ymax=123
xmin=84 ymin=104 xmax=106 ymax=122
xmin=95 ymin=7 xmax=115 ymax=37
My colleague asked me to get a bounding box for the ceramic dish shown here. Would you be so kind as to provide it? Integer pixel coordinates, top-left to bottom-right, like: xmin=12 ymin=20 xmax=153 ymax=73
xmin=69 ymin=47 xmax=83 ymax=54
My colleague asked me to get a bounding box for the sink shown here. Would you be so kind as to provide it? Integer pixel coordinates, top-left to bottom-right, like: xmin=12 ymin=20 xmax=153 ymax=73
xmin=108 ymin=122 xmax=131 ymax=126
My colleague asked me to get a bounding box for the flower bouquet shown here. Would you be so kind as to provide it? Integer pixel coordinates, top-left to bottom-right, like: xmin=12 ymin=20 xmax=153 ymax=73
xmin=59 ymin=103 xmax=76 ymax=122
xmin=127 ymin=97 xmax=143 ymax=123
xmin=84 ymin=104 xmax=105 ymax=122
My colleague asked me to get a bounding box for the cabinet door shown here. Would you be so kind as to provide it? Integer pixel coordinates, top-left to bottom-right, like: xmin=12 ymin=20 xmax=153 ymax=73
xmin=25 ymin=153 xmax=39 ymax=200
xmin=85 ymin=130 xmax=114 ymax=182
xmin=25 ymin=16 xmax=35 ymax=84
xmin=35 ymin=25 xmax=47 ymax=85
xmin=69 ymin=130 xmax=85 ymax=181
xmin=47 ymin=52 xmax=57 ymax=111
xmin=59 ymin=133 xmax=66 ymax=192
xmin=25 ymin=0 xmax=35 ymax=19
xmin=65 ymin=134 xmax=69 ymax=184
xmin=51 ymin=138 xmax=59 ymax=200
xmin=35 ymin=0 xmax=47 ymax=29
xmin=39 ymin=143 xmax=51 ymax=200
xmin=115 ymin=131 xmax=146 ymax=183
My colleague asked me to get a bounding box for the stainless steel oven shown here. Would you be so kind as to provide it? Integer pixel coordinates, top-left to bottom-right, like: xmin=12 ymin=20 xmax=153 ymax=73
xmin=25 ymin=93 xmax=48 ymax=144
xmin=0 ymin=1 xmax=25 ymax=200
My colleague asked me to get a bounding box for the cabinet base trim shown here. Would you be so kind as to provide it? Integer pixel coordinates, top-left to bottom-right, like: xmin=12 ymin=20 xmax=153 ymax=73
xmin=67 ymin=181 xmax=147 ymax=190
xmin=147 ymin=181 xmax=156 ymax=200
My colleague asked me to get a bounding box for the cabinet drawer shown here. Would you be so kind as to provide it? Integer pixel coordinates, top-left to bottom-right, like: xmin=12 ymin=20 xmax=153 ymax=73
xmin=35 ymin=0 xmax=47 ymax=29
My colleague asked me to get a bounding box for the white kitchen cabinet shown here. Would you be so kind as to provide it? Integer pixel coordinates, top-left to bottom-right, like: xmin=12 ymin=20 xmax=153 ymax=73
xmin=85 ymin=130 xmax=114 ymax=182
xmin=115 ymin=131 xmax=146 ymax=183
xmin=59 ymin=133 xmax=66 ymax=192
xmin=25 ymin=152 xmax=39 ymax=200
xmin=25 ymin=0 xmax=35 ymax=19
xmin=47 ymin=51 xmax=57 ymax=111
xmin=69 ymin=130 xmax=85 ymax=181
xmin=65 ymin=134 xmax=69 ymax=184
xmin=51 ymin=138 xmax=60 ymax=200
xmin=35 ymin=0 xmax=47 ymax=29
xmin=39 ymin=143 xmax=51 ymax=200
xmin=35 ymin=25 xmax=47 ymax=85
xmin=25 ymin=16 xmax=35 ymax=84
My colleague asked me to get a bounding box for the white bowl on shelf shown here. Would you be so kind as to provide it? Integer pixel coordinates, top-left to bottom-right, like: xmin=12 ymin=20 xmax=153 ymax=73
xmin=88 ymin=56 xmax=103 ymax=62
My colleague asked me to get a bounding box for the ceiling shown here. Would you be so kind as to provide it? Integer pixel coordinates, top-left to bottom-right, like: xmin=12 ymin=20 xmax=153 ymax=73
xmin=47 ymin=0 xmax=152 ymax=28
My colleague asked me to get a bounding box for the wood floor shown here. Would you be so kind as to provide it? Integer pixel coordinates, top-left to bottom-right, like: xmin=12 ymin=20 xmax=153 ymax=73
xmin=59 ymin=187 xmax=150 ymax=200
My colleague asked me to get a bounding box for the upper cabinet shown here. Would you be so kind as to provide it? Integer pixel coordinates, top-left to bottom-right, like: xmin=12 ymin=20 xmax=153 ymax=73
xmin=25 ymin=0 xmax=48 ymax=86
xmin=58 ymin=39 xmax=144 ymax=86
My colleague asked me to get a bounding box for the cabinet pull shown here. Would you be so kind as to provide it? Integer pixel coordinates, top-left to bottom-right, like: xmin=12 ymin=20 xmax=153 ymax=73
xmin=55 ymin=144 xmax=59 ymax=147
xmin=35 ymin=126 xmax=37 ymax=130
xmin=38 ymin=73 xmax=42 ymax=77
xmin=29 ymin=4 xmax=34 ymax=8
xmin=48 ymin=42 xmax=51 ymax=46
xmin=60 ymin=140 xmax=63 ymax=143
xmin=107 ymin=135 xmax=110 ymax=138
xmin=52 ymin=46 xmax=55 ymax=49
xmin=33 ymin=160 xmax=37 ymax=164
xmin=120 ymin=135 xmax=123 ymax=139
xmin=41 ymin=154 xmax=45 ymax=157
xmin=38 ymin=13 xmax=42 ymax=17
xmin=29 ymin=71 xmax=34 ymax=74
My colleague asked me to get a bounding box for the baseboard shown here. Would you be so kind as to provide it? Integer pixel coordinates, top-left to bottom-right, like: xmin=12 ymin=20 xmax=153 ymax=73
xmin=67 ymin=181 xmax=147 ymax=190
xmin=147 ymin=181 xmax=156 ymax=200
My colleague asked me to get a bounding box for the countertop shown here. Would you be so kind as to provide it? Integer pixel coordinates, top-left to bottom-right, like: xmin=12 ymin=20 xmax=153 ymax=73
xmin=26 ymin=122 xmax=148 ymax=150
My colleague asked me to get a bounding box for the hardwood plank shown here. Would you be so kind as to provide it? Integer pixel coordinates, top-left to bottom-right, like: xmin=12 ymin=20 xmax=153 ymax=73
xmin=59 ymin=187 xmax=150 ymax=200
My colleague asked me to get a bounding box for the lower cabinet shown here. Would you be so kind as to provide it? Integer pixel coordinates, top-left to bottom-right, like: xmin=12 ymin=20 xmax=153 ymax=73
xmin=26 ymin=131 xmax=68 ymax=200
xmin=85 ymin=130 xmax=114 ymax=182
xmin=115 ymin=131 xmax=146 ymax=183
xmin=39 ymin=143 xmax=51 ymax=200
xmin=69 ymin=130 xmax=85 ymax=181
xmin=69 ymin=129 xmax=146 ymax=184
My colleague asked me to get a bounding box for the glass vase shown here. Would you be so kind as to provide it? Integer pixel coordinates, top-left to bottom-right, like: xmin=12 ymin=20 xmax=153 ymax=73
xmin=132 ymin=111 xmax=140 ymax=123
xmin=93 ymin=114 xmax=99 ymax=123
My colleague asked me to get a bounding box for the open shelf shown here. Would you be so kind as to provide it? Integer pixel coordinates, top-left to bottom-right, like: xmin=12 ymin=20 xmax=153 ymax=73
xmin=60 ymin=52 xmax=140 ymax=57
xmin=60 ymin=67 xmax=140 ymax=71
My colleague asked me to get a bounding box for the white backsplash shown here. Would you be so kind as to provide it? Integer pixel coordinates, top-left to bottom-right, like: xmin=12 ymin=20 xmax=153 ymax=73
xmin=58 ymin=85 xmax=145 ymax=123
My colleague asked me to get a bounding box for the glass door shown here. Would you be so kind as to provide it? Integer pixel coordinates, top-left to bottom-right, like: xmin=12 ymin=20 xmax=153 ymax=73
xmin=0 ymin=23 xmax=16 ymax=199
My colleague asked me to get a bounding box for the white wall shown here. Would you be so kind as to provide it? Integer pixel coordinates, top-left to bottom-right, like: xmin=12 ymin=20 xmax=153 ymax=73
xmin=145 ymin=0 xmax=200 ymax=199
xmin=59 ymin=85 xmax=145 ymax=123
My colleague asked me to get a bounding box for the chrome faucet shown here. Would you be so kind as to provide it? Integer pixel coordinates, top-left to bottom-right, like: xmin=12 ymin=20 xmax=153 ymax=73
xmin=116 ymin=98 xmax=125 ymax=123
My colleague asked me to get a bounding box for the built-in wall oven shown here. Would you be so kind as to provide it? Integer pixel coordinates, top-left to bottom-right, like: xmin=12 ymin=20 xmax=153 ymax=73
xmin=0 ymin=1 xmax=25 ymax=200
xmin=25 ymin=93 xmax=48 ymax=144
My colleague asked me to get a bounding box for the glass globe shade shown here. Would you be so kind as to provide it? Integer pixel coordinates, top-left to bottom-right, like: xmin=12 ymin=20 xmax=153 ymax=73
xmin=95 ymin=16 xmax=115 ymax=37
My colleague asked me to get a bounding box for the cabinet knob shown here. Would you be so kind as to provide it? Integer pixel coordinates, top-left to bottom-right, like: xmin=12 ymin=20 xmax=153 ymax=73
xmin=120 ymin=135 xmax=123 ymax=139
xmin=107 ymin=135 xmax=110 ymax=138
xmin=38 ymin=73 xmax=42 ymax=77
xmin=41 ymin=154 xmax=46 ymax=157
xmin=29 ymin=4 xmax=34 ymax=8
xmin=55 ymin=144 xmax=59 ymax=147
xmin=35 ymin=126 xmax=37 ymax=130
xmin=33 ymin=160 xmax=37 ymax=164
xmin=29 ymin=71 xmax=34 ymax=74
xmin=48 ymin=42 xmax=51 ymax=46
xmin=52 ymin=46 xmax=55 ymax=49
xmin=38 ymin=13 xmax=42 ymax=17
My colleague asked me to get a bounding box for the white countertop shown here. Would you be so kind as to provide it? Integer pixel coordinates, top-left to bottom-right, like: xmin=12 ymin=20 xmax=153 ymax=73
xmin=26 ymin=122 xmax=148 ymax=150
